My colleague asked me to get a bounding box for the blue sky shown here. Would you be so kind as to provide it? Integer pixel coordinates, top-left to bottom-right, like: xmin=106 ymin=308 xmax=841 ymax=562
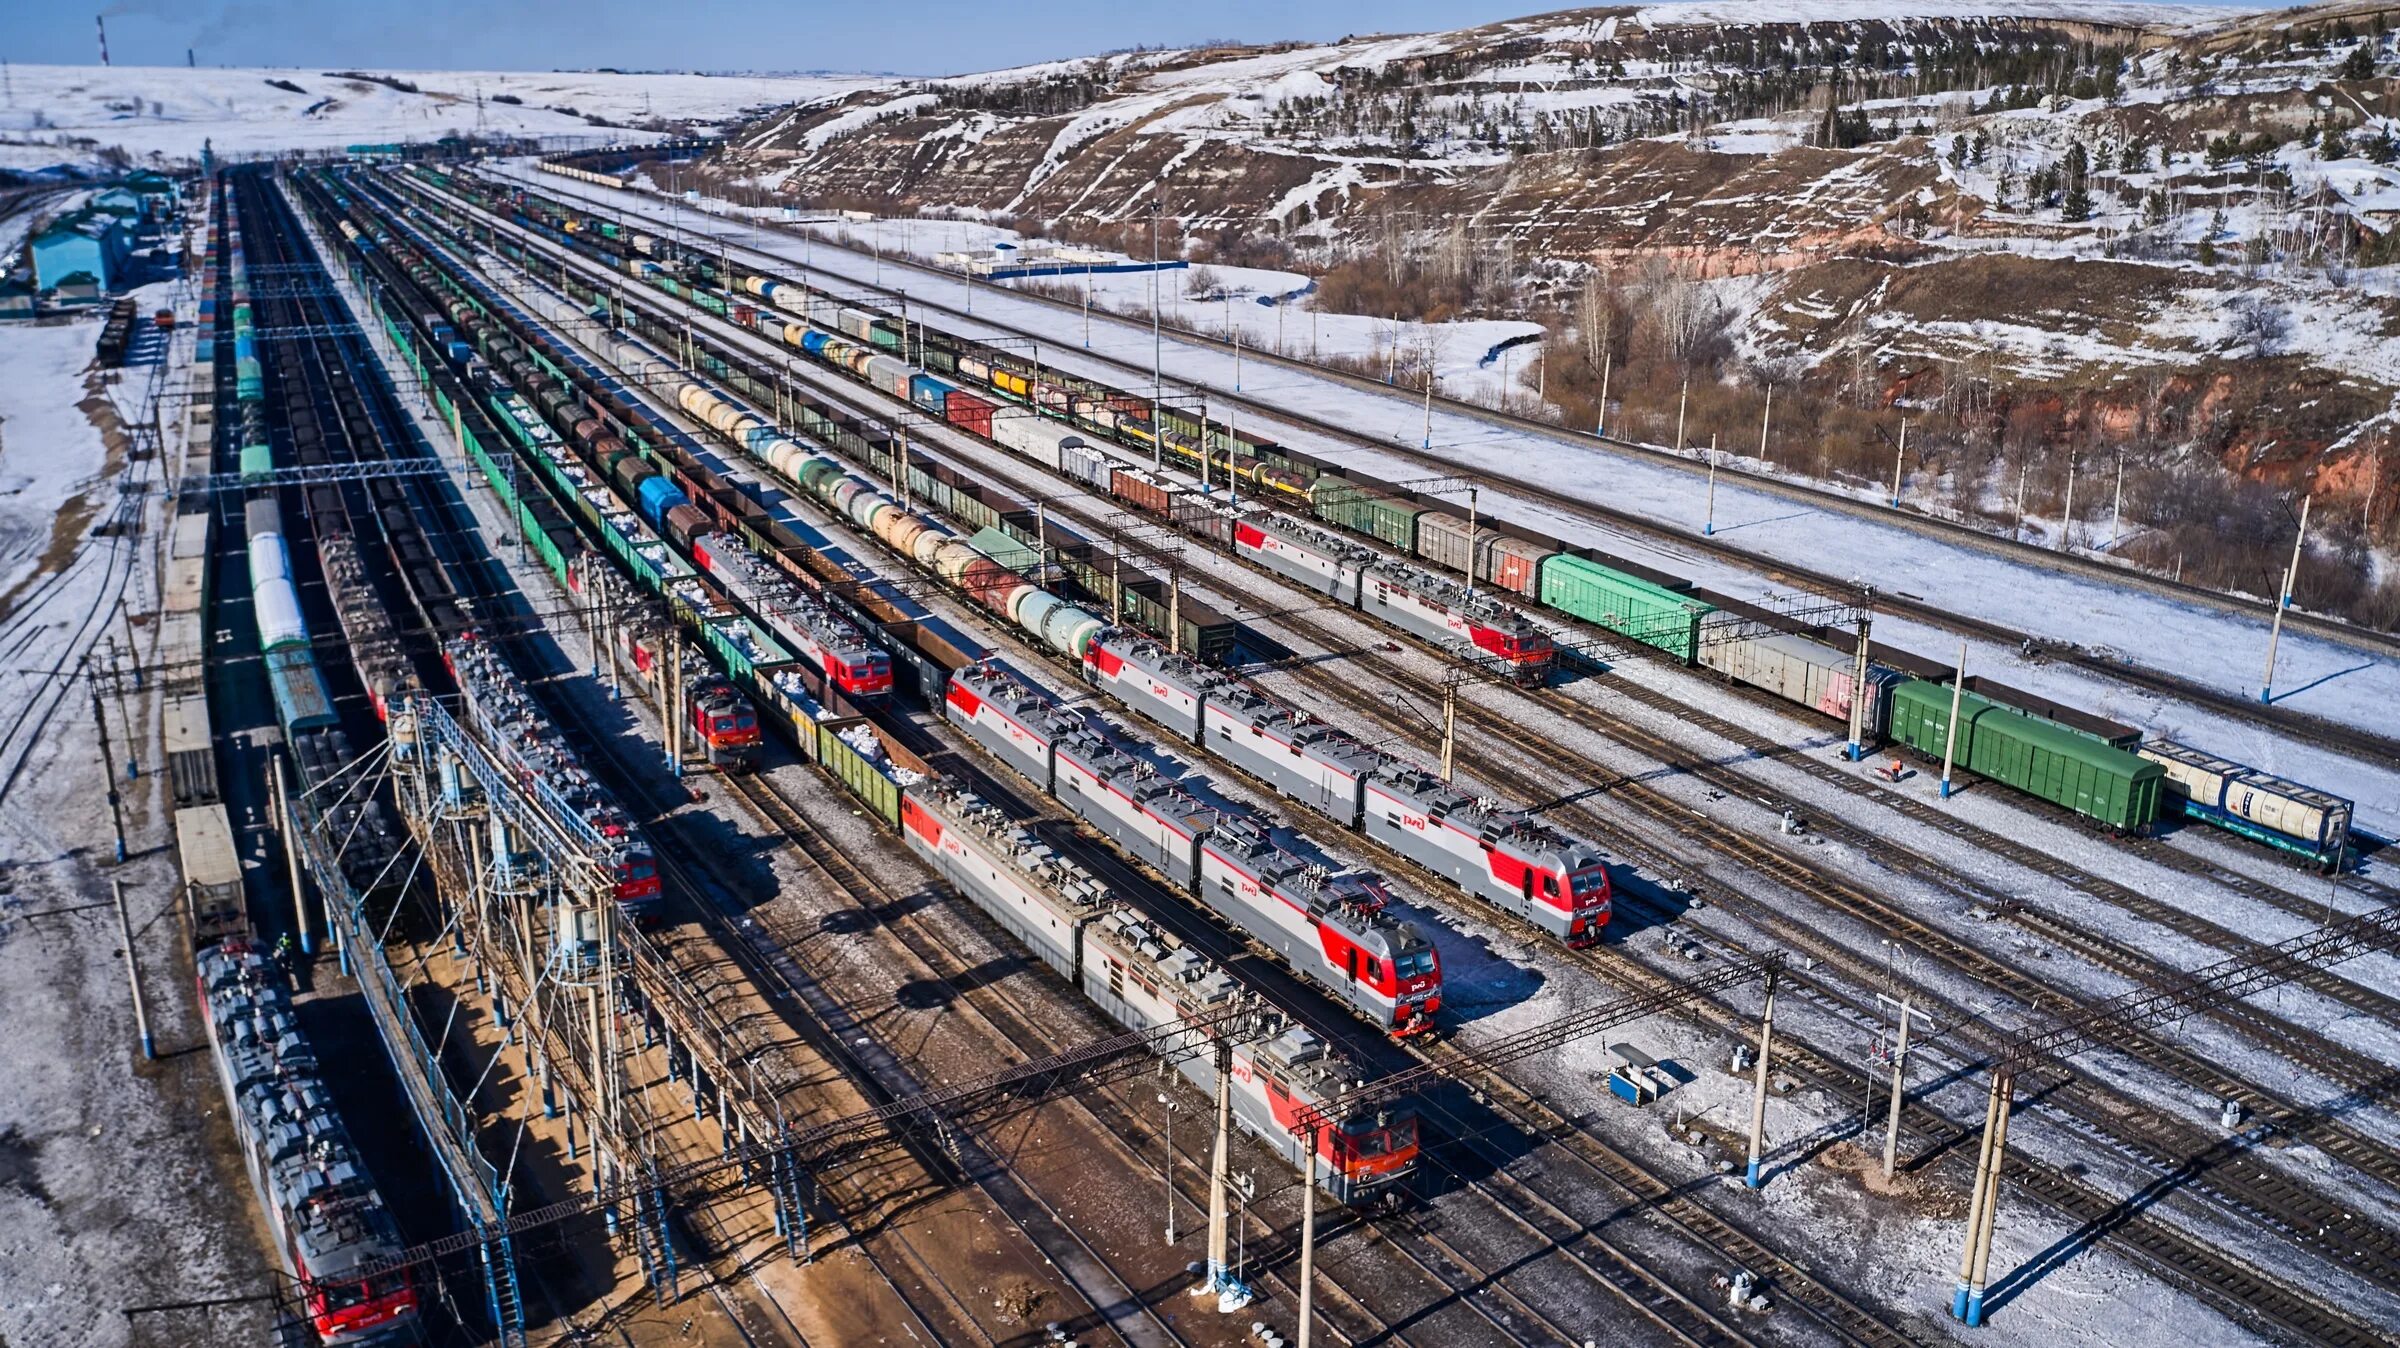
xmin=26 ymin=1 xmax=1545 ymax=77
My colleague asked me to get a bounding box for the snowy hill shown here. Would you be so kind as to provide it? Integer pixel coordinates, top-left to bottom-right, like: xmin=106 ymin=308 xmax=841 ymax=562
xmin=0 ymin=65 xmax=880 ymax=173
xmin=695 ymin=0 xmax=2400 ymax=629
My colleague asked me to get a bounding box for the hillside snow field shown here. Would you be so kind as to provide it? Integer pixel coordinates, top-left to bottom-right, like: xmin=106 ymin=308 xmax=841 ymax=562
xmin=0 ymin=65 xmax=880 ymax=172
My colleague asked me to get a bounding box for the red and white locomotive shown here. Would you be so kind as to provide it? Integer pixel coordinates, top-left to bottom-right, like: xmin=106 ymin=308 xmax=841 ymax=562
xmin=946 ymin=659 xmax=1440 ymax=1037
xmin=1081 ymin=631 xmax=1609 ymax=946
xmin=622 ymin=627 xmax=763 ymax=770
xmin=688 ymin=531 xmax=892 ymax=700
xmin=1364 ymin=767 xmax=1611 ymax=947
xmin=198 ymin=942 xmax=421 ymax=1345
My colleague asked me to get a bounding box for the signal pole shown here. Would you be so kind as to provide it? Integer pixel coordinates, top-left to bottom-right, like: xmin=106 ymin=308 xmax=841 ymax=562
xmin=1673 ymin=376 xmax=1688 ymax=455
xmin=1939 ymin=641 xmax=1967 ymax=799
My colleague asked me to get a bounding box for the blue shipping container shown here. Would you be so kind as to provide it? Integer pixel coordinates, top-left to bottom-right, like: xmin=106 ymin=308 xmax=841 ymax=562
xmin=635 ymin=474 xmax=688 ymax=526
xmin=911 ymin=374 xmax=956 ymax=415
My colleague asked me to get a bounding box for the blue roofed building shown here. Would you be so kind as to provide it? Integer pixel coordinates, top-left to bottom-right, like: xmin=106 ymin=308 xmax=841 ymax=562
xmin=31 ymin=208 xmax=132 ymax=294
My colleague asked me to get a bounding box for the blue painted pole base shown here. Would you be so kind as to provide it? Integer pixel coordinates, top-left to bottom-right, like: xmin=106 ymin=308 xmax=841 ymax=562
xmin=1745 ymin=1159 xmax=1762 ymax=1188
xmin=1952 ymin=1284 xmax=1970 ymax=1320
xmin=1940 ymin=780 xmax=1953 ymax=798
xmin=1964 ymin=1288 xmax=1986 ymax=1326
xmin=1703 ymin=523 xmax=1714 ymax=536
xmin=1844 ymin=743 xmax=1862 ymax=762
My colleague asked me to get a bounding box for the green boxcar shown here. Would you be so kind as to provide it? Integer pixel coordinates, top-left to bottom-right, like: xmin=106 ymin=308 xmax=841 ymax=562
xmin=239 ymin=443 xmax=275 ymax=482
xmin=1887 ymin=680 xmax=2163 ymax=831
xmin=1537 ymin=553 xmax=1713 ymax=663
xmin=817 ymin=719 xmax=903 ymax=827
xmin=1308 ymin=477 xmax=1423 ymax=551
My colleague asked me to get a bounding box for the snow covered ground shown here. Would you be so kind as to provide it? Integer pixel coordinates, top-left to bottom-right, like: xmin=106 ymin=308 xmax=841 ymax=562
xmin=0 ymin=64 xmax=880 ymax=172
xmin=791 ymin=212 xmax=1547 ymax=411
xmin=498 ymin=164 xmax=2400 ymax=838
xmin=0 ymin=287 xmax=274 ymax=1346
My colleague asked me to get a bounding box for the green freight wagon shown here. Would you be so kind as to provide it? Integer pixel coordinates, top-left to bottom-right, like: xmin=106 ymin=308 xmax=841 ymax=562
xmin=1309 ymin=477 xmax=1423 ymax=550
xmin=817 ymin=718 xmax=905 ymax=827
xmin=1888 ymin=680 xmax=2163 ymax=831
xmin=1538 ymin=554 xmax=1714 ymax=663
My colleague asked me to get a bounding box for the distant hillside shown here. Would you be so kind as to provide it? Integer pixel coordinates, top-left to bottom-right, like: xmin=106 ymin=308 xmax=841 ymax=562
xmin=705 ymin=1 xmax=2400 ymax=626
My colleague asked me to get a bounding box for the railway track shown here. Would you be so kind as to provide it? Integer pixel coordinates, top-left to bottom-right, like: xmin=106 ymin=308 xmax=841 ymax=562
xmin=382 ymin=177 xmax=1849 ymax=1347
xmin=258 ymin=167 xmax=1015 ymax=1345
xmin=494 ymin=164 xmax=2400 ymax=771
xmin=412 ymin=172 xmax=2400 ymax=1333
xmin=698 ymin=339 xmax=2400 ymax=1346
xmin=442 ymin=212 xmax=1909 ymax=1347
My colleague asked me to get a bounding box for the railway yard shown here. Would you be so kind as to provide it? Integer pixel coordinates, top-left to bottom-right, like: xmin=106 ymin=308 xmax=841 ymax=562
xmin=8 ymin=138 xmax=2400 ymax=1348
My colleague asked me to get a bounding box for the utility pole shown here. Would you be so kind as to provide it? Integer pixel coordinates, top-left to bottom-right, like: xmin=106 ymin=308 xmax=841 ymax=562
xmin=2261 ymin=492 xmax=2312 ymax=704
xmin=1150 ymin=201 xmax=1164 ymax=470
xmin=1703 ymin=433 xmax=1720 ymax=536
xmin=1422 ymin=372 xmax=1435 ymax=450
xmin=1953 ymin=1070 xmax=2015 ymax=1326
xmin=2060 ymin=452 xmax=2078 ymax=551
xmin=1879 ymin=992 xmax=1926 ymax=1181
xmin=1296 ymin=1125 xmax=1319 ymax=1348
xmin=2014 ymin=463 xmax=2029 ymax=542
xmin=1199 ymin=1040 xmax=1251 ymax=1308
xmin=1232 ymin=313 xmax=1242 ymax=392
xmin=2109 ymin=453 xmax=2126 ymax=549
xmin=1439 ymin=680 xmax=1458 ymax=784
xmin=1596 ymin=348 xmax=1611 ymax=437
xmin=1889 ymin=417 xmax=1908 ymax=508
xmin=113 ymin=877 xmax=155 ymax=1061
xmin=1158 ymin=1089 xmax=1179 ymax=1245
xmin=91 ymin=686 xmax=127 ymax=864
xmin=1673 ymin=376 xmax=1688 ymax=455
xmin=1757 ymin=383 xmax=1772 ymax=464
xmin=1845 ymin=611 xmax=1873 ymax=762
xmin=1940 ymin=641 xmax=1968 ymax=799
xmin=275 ymin=754 xmax=315 ymax=957
xmin=1464 ymin=487 xmax=1480 ymax=593
xmin=1744 ymin=972 xmax=1777 ymax=1188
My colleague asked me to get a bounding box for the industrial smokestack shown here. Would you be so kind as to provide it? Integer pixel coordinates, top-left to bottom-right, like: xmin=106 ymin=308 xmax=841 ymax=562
xmin=96 ymin=15 xmax=110 ymax=67
xmin=187 ymin=48 xmax=195 ymax=68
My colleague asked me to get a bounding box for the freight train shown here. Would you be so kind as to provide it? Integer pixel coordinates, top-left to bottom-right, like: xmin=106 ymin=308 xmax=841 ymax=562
xmin=474 ymin=167 xmax=2365 ymax=866
xmin=370 ymin=172 xmax=1619 ymax=945
xmin=311 ymin=172 xmax=1427 ymax=1208
xmin=198 ymin=942 xmax=421 ymax=1345
xmin=444 ymin=633 xmax=663 ymax=919
xmin=901 ymin=776 xmax=1418 ymax=1203
xmin=945 ymin=658 xmax=1441 ymax=1033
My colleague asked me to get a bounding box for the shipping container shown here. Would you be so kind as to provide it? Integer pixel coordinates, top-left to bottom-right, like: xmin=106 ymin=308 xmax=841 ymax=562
xmin=1889 ymin=680 xmax=2162 ymax=831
